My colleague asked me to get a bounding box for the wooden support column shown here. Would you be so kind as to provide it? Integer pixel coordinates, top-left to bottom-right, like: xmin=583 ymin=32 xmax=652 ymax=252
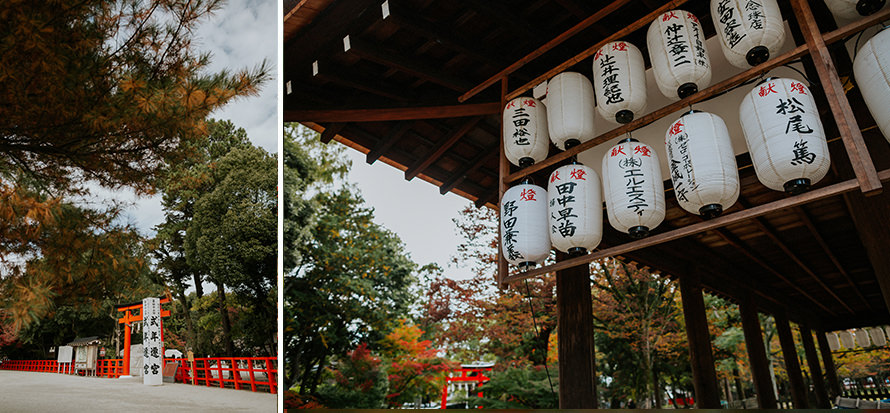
xmin=775 ymin=312 xmax=809 ymax=408
xmin=800 ymin=324 xmax=831 ymax=408
xmin=817 ymin=330 xmax=842 ymax=399
xmin=496 ymin=78 xmax=508 ymax=288
xmin=739 ymin=294 xmax=778 ymax=408
xmin=678 ymin=274 xmax=721 ymax=408
xmin=556 ymin=252 xmax=597 ymax=408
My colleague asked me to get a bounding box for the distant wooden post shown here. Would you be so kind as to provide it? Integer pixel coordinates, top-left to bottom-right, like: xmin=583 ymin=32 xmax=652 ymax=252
xmin=775 ymin=312 xmax=808 ymax=408
xmin=556 ymin=252 xmax=597 ymax=408
xmin=739 ymin=294 xmax=778 ymax=408
xmin=800 ymin=324 xmax=830 ymax=408
xmin=678 ymin=274 xmax=721 ymax=408
xmin=816 ymin=330 xmax=841 ymax=399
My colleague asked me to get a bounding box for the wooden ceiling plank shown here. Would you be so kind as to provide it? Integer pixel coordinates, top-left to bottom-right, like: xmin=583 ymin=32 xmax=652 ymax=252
xmin=284 ymin=0 xmax=380 ymax=64
xmin=404 ymin=117 xmax=482 ymax=181
xmin=346 ymin=36 xmax=473 ymax=92
xmin=795 ymin=206 xmax=872 ymax=310
xmin=314 ymin=69 xmax=415 ymax=102
xmin=454 ymin=0 xmax=547 ymax=43
xmin=285 ymin=102 xmax=499 ymax=123
xmin=459 ymin=0 xmax=634 ymax=103
xmin=439 ymin=146 xmax=498 ymax=195
xmin=366 ymin=121 xmax=414 ymax=164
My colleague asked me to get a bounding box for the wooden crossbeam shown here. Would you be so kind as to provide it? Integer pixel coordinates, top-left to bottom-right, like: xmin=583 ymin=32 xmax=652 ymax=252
xmin=345 ymin=36 xmax=473 ymax=92
xmin=439 ymin=146 xmax=497 ymax=195
xmin=286 ymin=102 xmax=499 ymax=123
xmin=404 ymin=117 xmax=481 ymax=181
xmin=366 ymin=121 xmax=413 ymax=164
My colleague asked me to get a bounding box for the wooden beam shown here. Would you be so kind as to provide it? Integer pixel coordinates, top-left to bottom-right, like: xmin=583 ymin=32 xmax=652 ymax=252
xmin=790 ymin=0 xmax=882 ymax=194
xmin=319 ymin=122 xmax=346 ymax=144
xmin=775 ymin=311 xmax=809 ymax=408
xmin=313 ymin=69 xmax=416 ymax=102
xmin=503 ymin=9 xmax=890 ymax=183
xmin=504 ymin=0 xmax=691 ymax=101
xmin=739 ymin=294 xmax=778 ymax=408
xmin=455 ymin=0 xmax=547 ymax=44
xmin=346 ymin=36 xmax=473 ymax=92
xmin=458 ymin=0 xmax=634 ymax=103
xmin=439 ymin=146 xmax=497 ymax=195
xmin=497 ymin=78 xmax=509 ymax=287
xmin=800 ymin=324 xmax=831 ymax=408
xmin=795 ymin=206 xmax=872 ymax=310
xmin=404 ymin=117 xmax=482 ymax=181
xmin=816 ymin=329 xmax=842 ymax=399
xmin=283 ymin=0 xmax=379 ymax=64
xmin=366 ymin=121 xmax=413 ymax=164
xmin=679 ymin=273 xmax=722 ymax=409
xmin=501 ymin=168 xmax=890 ymax=285
xmin=556 ymin=252 xmax=597 ymax=408
xmin=285 ymin=102 xmax=499 ymax=123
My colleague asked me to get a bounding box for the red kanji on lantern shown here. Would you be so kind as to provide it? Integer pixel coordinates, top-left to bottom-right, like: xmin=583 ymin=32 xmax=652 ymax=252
xmin=687 ymin=12 xmax=698 ymax=23
xmin=759 ymin=83 xmax=777 ymax=97
xmin=520 ymin=188 xmax=537 ymax=201
xmin=634 ymin=145 xmax=651 ymax=157
xmin=669 ymin=121 xmax=684 ymax=135
xmin=611 ymin=146 xmax=626 ymax=157
xmin=663 ymin=11 xmax=677 ymax=21
xmin=505 ymin=101 xmax=516 ymax=109
xmin=594 ymin=49 xmax=603 ymax=61
xmin=612 ymin=42 xmax=627 ymax=52
xmin=550 ymin=170 xmax=560 ymax=183
xmin=570 ymin=168 xmax=587 ymax=180
xmin=790 ymin=82 xmax=806 ymax=95
xmin=524 ymin=99 xmax=536 ymax=107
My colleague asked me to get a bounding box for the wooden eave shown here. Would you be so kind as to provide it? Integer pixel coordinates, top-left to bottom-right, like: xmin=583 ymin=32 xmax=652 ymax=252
xmin=284 ymin=0 xmax=890 ymax=331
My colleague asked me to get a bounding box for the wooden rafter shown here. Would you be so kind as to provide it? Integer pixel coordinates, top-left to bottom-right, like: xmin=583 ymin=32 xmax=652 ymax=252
xmin=345 ymin=36 xmax=473 ymax=92
xmin=439 ymin=146 xmax=497 ymax=195
xmin=314 ymin=68 xmax=416 ymax=102
xmin=404 ymin=116 xmax=482 ymax=180
xmin=366 ymin=121 xmax=413 ymax=164
xmin=285 ymin=102 xmax=498 ymax=122
xmin=319 ymin=122 xmax=346 ymax=144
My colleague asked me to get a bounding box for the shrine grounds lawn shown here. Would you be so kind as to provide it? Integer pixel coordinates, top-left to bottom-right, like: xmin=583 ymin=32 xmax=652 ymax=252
xmin=0 ymin=370 xmax=276 ymax=412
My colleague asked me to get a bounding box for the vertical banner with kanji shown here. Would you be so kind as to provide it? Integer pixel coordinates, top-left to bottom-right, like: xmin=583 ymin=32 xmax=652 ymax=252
xmin=142 ymin=297 xmax=163 ymax=385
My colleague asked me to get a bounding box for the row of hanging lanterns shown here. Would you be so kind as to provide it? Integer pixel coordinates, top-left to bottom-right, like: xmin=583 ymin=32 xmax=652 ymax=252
xmin=824 ymin=0 xmax=886 ymax=21
xmin=499 ymin=1 xmax=889 ymax=268
xmin=826 ymin=327 xmax=889 ymax=350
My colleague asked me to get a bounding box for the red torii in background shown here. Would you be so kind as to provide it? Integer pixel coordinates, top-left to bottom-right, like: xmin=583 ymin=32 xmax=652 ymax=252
xmin=440 ymin=364 xmax=492 ymax=409
xmin=116 ymin=297 xmax=171 ymax=376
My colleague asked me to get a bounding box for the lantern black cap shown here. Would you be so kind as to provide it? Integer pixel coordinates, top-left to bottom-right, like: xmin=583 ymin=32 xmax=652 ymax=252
xmin=699 ymin=203 xmax=723 ymax=220
xmin=629 ymin=225 xmax=649 ymax=239
xmin=784 ymin=178 xmax=811 ymax=195
xmin=678 ymin=82 xmax=698 ymax=99
xmin=568 ymin=247 xmax=587 ymax=257
xmin=564 ymin=138 xmax=581 ymax=150
xmin=616 ymin=110 xmax=634 ymax=124
xmin=746 ymin=46 xmax=770 ymax=67
xmin=857 ymin=0 xmax=885 ymax=16
xmin=519 ymin=157 xmax=535 ymax=168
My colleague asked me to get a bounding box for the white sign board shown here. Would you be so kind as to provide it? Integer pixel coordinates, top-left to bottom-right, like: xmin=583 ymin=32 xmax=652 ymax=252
xmin=142 ymin=297 xmax=163 ymax=386
xmin=56 ymin=346 xmax=73 ymax=363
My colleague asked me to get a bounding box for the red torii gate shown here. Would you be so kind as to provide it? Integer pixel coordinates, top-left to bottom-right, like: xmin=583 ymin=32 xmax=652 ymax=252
xmin=440 ymin=364 xmax=493 ymax=409
xmin=116 ymin=297 xmax=171 ymax=377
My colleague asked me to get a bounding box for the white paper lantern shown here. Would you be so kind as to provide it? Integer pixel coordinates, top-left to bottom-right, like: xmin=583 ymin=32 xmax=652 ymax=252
xmin=548 ymin=163 xmax=603 ymax=254
xmin=824 ymin=0 xmax=885 ymax=20
xmin=838 ymin=330 xmax=855 ymax=349
xmin=142 ymin=297 xmax=163 ymax=386
xmin=602 ymin=138 xmax=665 ymax=238
xmin=711 ymin=0 xmax=786 ymax=68
xmin=739 ymin=78 xmax=831 ymax=193
xmin=826 ymin=332 xmax=841 ymax=351
xmin=647 ymin=10 xmax=712 ymax=99
xmin=665 ymin=111 xmax=740 ymax=218
xmin=546 ymin=72 xmax=596 ymax=150
xmin=504 ymin=97 xmax=550 ymax=167
xmin=867 ymin=327 xmax=887 ymax=346
xmin=854 ymin=28 xmax=890 ymax=146
xmin=592 ymin=41 xmax=648 ymax=124
xmin=854 ymin=328 xmax=872 ymax=347
xmin=501 ymin=183 xmax=550 ymax=268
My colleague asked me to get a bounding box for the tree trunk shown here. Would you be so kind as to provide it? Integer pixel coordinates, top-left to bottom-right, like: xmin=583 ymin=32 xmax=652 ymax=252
xmin=176 ymin=290 xmax=197 ymax=354
xmin=216 ymin=282 xmax=235 ymax=356
xmin=193 ymin=272 xmax=204 ymax=298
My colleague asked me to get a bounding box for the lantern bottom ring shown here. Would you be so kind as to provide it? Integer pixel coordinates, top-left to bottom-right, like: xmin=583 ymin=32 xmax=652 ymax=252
xmin=519 ymin=157 xmax=535 ymax=168
xmin=699 ymin=203 xmax=724 ymax=220
xmin=628 ymin=225 xmax=650 ymax=239
xmin=857 ymin=0 xmax=885 ymax=16
xmin=518 ymin=261 xmax=538 ymax=271
xmin=615 ymin=110 xmax=634 ymax=124
xmin=567 ymin=247 xmax=587 ymax=257
xmin=563 ymin=139 xmax=581 ymax=150
xmin=677 ymin=83 xmax=698 ymax=99
xmin=746 ymin=46 xmax=770 ymax=67
xmin=783 ymin=178 xmax=812 ymax=195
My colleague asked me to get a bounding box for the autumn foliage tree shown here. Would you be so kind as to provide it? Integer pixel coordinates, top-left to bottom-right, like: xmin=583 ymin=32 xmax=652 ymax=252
xmin=379 ymin=321 xmax=457 ymax=408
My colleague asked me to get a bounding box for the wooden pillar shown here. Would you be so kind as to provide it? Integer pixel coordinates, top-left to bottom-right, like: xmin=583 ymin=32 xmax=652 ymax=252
xmin=678 ymin=274 xmax=721 ymax=408
xmin=556 ymin=253 xmax=597 ymax=408
xmin=774 ymin=312 xmax=808 ymax=408
xmin=800 ymin=324 xmax=830 ymax=408
xmin=738 ymin=295 xmax=778 ymax=408
xmin=496 ymin=77 xmax=509 ymax=288
xmin=816 ymin=330 xmax=842 ymax=399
